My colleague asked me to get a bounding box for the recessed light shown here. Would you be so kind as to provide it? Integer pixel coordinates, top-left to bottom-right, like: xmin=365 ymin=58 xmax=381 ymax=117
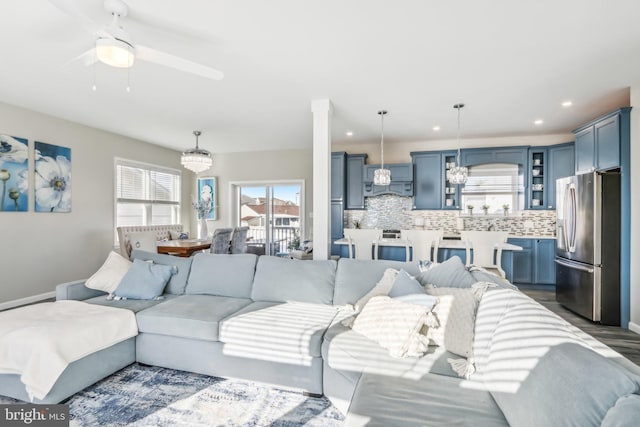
xmin=534 ymin=119 xmax=544 ymax=125
xmin=346 ymin=131 xmax=353 ymax=136
xmin=562 ymin=101 xmax=573 ymax=107
xmin=432 ymin=126 xmax=441 ymax=131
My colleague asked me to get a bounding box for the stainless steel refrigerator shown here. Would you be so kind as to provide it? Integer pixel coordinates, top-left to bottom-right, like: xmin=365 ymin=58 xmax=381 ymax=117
xmin=555 ymin=171 xmax=620 ymax=325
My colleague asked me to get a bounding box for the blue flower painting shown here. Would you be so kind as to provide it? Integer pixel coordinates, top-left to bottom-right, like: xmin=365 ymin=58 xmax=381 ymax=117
xmin=197 ymin=177 xmax=216 ymax=220
xmin=34 ymin=141 xmax=71 ymax=213
xmin=0 ymin=135 xmax=29 ymax=212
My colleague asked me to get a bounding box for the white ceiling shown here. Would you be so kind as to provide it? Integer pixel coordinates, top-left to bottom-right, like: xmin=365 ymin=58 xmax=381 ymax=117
xmin=1 ymin=0 xmax=639 ymax=154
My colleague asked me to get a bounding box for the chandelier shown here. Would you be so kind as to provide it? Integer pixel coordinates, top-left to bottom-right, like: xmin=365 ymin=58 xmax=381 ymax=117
xmin=374 ymin=110 xmax=391 ymax=186
xmin=446 ymin=103 xmax=468 ymax=185
xmin=181 ymin=130 xmax=212 ymax=173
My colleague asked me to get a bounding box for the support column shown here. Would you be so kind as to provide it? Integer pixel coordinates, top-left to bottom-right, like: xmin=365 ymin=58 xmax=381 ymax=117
xmin=311 ymin=99 xmax=332 ymax=260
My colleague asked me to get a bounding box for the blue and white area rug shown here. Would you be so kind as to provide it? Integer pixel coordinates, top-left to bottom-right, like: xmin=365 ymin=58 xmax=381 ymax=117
xmin=2 ymin=364 xmax=344 ymax=426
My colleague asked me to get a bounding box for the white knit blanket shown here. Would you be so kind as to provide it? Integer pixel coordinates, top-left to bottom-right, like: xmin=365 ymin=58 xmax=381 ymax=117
xmin=0 ymin=301 xmax=138 ymax=401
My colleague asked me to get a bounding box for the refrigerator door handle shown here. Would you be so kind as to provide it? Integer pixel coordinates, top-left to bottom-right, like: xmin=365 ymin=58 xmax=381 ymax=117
xmin=555 ymin=258 xmax=595 ymax=273
xmin=566 ymin=183 xmax=577 ymax=253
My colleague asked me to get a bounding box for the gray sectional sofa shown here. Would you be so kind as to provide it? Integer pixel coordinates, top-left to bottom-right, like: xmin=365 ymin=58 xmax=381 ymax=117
xmin=5 ymin=250 xmax=640 ymax=425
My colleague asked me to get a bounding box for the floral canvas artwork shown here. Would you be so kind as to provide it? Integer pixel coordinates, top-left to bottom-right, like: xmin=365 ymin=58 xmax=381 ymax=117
xmin=0 ymin=135 xmax=29 ymax=212
xmin=34 ymin=141 xmax=71 ymax=213
xmin=196 ymin=177 xmax=216 ymax=220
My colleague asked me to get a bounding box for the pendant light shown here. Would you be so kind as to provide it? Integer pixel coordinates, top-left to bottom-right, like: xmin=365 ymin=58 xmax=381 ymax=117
xmin=446 ymin=103 xmax=468 ymax=184
xmin=373 ymin=110 xmax=391 ymax=186
xmin=181 ymin=130 xmax=212 ymax=173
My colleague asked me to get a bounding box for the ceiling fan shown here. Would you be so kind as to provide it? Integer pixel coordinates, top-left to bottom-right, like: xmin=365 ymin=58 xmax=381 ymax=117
xmin=50 ymin=0 xmax=224 ymax=80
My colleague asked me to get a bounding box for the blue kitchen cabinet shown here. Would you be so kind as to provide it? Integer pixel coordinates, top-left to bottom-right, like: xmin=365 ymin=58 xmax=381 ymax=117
xmin=535 ymin=239 xmax=556 ymax=285
xmin=528 ymin=148 xmax=547 ymax=210
xmin=442 ymin=152 xmax=461 ymax=209
xmin=363 ymin=163 xmax=413 ymax=197
xmin=411 ymin=152 xmax=442 ymax=209
xmin=461 ymin=147 xmax=528 ymax=167
xmin=573 ymin=108 xmax=630 ymax=174
xmin=331 ymin=152 xmax=346 ymax=256
xmin=331 ymin=152 xmax=346 ymax=201
xmin=346 ymin=154 xmax=367 ymax=210
xmin=546 ymin=142 xmax=574 ymax=209
xmin=508 ymin=238 xmax=556 ymax=285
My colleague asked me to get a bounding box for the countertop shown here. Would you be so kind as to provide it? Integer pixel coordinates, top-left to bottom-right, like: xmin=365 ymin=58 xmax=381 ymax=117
xmin=334 ymin=238 xmax=524 ymax=251
xmin=443 ymin=233 xmax=556 ymax=240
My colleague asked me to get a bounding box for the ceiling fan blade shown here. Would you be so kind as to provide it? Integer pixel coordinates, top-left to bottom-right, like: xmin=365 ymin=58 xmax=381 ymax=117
xmin=64 ymin=48 xmax=98 ymax=67
xmin=48 ymin=0 xmax=109 ymax=37
xmin=136 ymin=45 xmax=224 ymax=81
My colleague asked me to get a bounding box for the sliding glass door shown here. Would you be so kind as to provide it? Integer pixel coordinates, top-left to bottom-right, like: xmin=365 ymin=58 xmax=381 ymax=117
xmin=235 ymin=182 xmax=303 ymax=256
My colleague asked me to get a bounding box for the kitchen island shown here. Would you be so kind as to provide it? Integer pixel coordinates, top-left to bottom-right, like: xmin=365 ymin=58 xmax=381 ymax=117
xmin=333 ymin=237 xmax=524 ymax=282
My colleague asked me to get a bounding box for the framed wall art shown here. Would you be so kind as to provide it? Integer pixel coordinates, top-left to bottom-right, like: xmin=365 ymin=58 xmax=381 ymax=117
xmin=197 ymin=176 xmax=217 ymax=220
xmin=34 ymin=141 xmax=71 ymax=213
xmin=0 ymin=134 xmax=28 ymax=212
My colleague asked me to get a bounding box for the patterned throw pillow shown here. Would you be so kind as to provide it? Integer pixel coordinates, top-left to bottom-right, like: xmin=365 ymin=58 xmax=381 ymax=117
xmin=352 ymin=296 xmax=430 ymax=358
xmin=169 ymin=230 xmax=189 ymax=240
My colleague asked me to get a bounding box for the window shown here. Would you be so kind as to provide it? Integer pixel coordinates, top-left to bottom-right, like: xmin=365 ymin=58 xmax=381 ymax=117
xmin=115 ymin=159 xmax=181 ymax=241
xmin=461 ymin=163 xmax=524 ymax=213
xmin=232 ymin=181 xmax=304 ymax=255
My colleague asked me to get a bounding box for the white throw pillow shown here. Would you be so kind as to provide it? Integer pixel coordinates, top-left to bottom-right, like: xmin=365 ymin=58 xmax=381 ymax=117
xmin=425 ymin=283 xmax=488 ymax=378
xmin=85 ymin=251 xmax=132 ymax=294
xmin=352 ymin=295 xmax=429 ymax=358
xmin=169 ymin=230 xmax=189 ymax=240
xmin=128 ymin=231 xmax=157 ymax=253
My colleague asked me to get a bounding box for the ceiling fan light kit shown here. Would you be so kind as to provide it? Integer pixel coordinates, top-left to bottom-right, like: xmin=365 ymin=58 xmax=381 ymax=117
xmin=95 ymin=38 xmax=134 ymax=68
xmin=181 ymin=131 xmax=213 ymax=173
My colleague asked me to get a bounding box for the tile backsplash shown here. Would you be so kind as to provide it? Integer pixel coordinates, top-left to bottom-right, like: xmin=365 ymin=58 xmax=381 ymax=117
xmin=345 ymin=195 xmax=556 ymax=236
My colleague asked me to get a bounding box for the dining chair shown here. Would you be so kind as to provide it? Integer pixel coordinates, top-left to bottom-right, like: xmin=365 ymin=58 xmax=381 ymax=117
xmin=460 ymin=230 xmax=510 ymax=278
xmin=210 ymin=228 xmax=233 ymax=254
xmin=343 ymin=228 xmax=382 ymax=260
xmin=400 ymin=229 xmax=444 ymax=263
xmin=230 ymin=226 xmax=250 ymax=254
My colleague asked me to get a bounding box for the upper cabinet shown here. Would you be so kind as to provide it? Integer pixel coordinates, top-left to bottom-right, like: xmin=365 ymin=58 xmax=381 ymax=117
xmin=331 ymin=152 xmax=346 ymax=201
xmin=527 ymin=143 xmax=574 ymax=210
xmin=573 ymin=108 xmax=631 ymax=174
xmin=346 ymin=154 xmax=367 ymax=210
xmin=363 ymin=163 xmax=413 ymax=197
xmin=461 ymin=147 xmax=528 ymax=167
xmin=411 ymin=151 xmax=459 ymax=210
xmin=546 ymin=143 xmax=575 ymax=209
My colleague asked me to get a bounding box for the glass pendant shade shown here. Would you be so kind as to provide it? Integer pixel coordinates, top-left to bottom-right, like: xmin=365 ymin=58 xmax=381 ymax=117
xmin=374 ymin=110 xmax=391 ymax=186
xmin=181 ymin=131 xmax=212 ymax=173
xmin=446 ymin=165 xmax=468 ymax=184
xmin=447 ymin=103 xmax=468 ymax=184
xmin=374 ymin=168 xmax=391 ymax=185
xmin=96 ymin=38 xmax=135 ymax=68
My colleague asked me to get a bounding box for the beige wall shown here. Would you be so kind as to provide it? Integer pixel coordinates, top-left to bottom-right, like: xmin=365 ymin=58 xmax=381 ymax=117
xmin=0 ymin=102 xmax=190 ymax=305
xmin=195 ymin=149 xmax=313 ymax=239
xmin=332 ymin=133 xmax=574 ymax=163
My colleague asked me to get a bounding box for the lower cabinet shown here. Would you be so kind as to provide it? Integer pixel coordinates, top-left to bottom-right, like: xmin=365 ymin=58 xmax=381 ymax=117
xmin=508 ymin=238 xmax=556 ymax=285
xmin=330 ymin=201 xmax=343 ymax=256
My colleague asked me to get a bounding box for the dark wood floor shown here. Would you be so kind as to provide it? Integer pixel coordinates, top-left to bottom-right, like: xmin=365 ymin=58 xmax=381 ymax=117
xmin=521 ymin=285 xmax=640 ymax=366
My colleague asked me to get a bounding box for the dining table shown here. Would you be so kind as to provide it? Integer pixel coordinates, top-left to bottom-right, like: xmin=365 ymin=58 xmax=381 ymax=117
xmin=156 ymin=239 xmax=211 ymax=257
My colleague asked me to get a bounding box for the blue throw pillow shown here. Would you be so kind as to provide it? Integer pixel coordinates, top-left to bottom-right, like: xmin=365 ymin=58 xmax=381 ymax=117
xmin=416 ymin=256 xmax=477 ymax=288
xmin=388 ymin=269 xmax=424 ymax=297
xmin=114 ymin=259 xmax=176 ymax=300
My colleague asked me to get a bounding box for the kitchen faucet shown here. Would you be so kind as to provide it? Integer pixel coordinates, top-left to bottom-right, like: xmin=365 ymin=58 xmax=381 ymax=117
xmin=487 ymin=220 xmax=496 ymax=231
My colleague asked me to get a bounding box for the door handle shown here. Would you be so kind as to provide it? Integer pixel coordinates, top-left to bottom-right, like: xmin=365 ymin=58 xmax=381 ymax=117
xmin=555 ymin=258 xmax=594 ymax=273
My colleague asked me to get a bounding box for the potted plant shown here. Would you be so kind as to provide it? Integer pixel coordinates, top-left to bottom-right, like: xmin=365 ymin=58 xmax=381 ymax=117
xmin=482 ymin=204 xmax=490 ymax=215
xmin=467 ymin=204 xmax=474 ymax=215
xmin=502 ymin=204 xmax=510 ymax=216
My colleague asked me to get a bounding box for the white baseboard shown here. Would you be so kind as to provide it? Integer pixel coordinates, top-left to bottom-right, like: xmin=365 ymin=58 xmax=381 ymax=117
xmin=0 ymin=291 xmax=56 ymax=311
xmin=628 ymin=321 xmax=640 ymax=335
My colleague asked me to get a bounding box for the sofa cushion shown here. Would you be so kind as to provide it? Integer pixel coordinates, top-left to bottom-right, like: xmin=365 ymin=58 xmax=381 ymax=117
xmin=388 ymin=269 xmax=423 ymax=297
xmin=333 ymin=259 xmax=420 ymax=306
xmin=602 ymin=394 xmax=640 ymax=427
xmin=469 ymin=266 xmax=517 ymax=290
xmin=416 ymin=256 xmax=476 ymax=288
xmin=114 ymin=258 xmax=175 ymax=300
xmin=219 ymin=301 xmax=338 ymax=363
xmin=185 ymin=253 xmax=258 ymax=298
xmin=322 ymin=317 xmax=458 ymax=382
xmin=345 ymin=373 xmax=508 ymax=427
xmin=83 ymin=294 xmax=178 ymax=313
xmin=485 ymin=302 xmax=640 ymax=427
xmin=250 ymin=256 xmax=337 ymax=304
xmin=131 ymin=249 xmax=193 ymax=294
xmin=136 ymin=294 xmax=252 ymax=341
